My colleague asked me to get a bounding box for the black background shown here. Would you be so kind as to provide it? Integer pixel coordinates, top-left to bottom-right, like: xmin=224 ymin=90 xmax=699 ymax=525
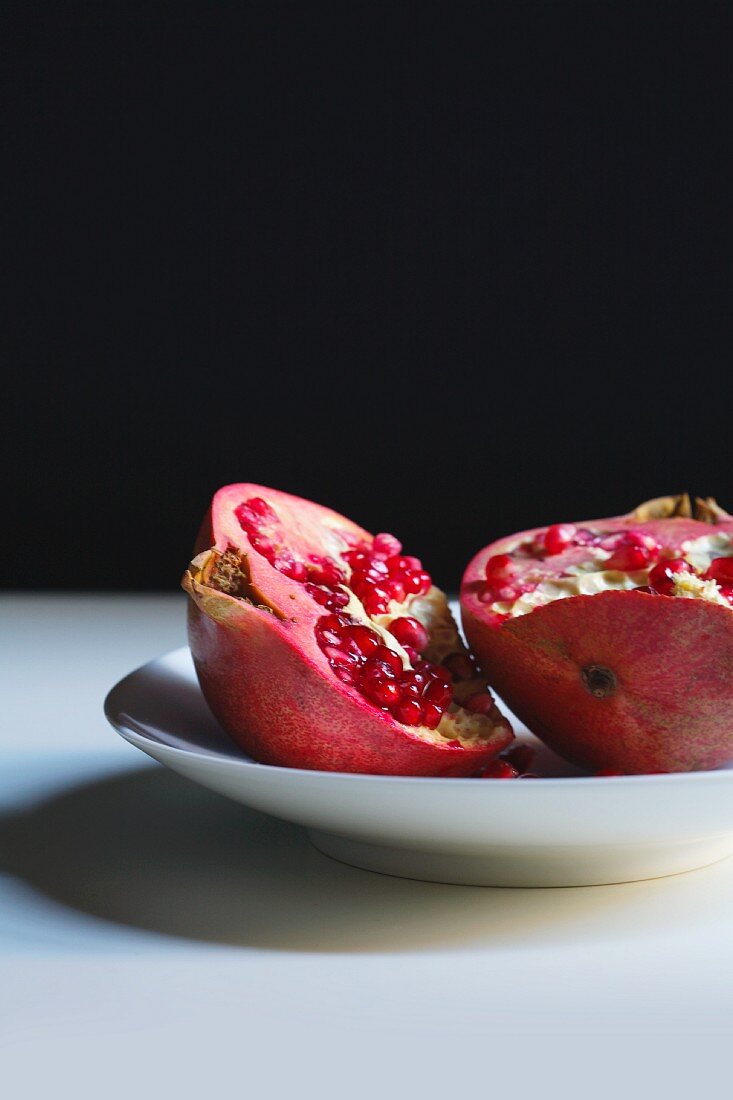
xmin=5 ymin=1 xmax=732 ymax=592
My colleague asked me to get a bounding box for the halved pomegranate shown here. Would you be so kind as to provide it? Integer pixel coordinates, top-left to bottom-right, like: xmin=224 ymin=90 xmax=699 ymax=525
xmin=461 ymin=494 xmax=733 ymax=774
xmin=182 ymin=484 xmax=513 ymax=775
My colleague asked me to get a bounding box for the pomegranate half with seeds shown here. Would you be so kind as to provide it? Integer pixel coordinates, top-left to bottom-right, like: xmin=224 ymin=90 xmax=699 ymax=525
xmin=461 ymin=494 xmax=733 ymax=774
xmin=182 ymin=484 xmax=512 ymax=775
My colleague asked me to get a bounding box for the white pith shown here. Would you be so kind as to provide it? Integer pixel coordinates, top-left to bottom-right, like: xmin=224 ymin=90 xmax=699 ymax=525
xmin=671 ymin=571 xmax=731 ymax=606
xmin=680 ymin=533 xmax=733 ymax=573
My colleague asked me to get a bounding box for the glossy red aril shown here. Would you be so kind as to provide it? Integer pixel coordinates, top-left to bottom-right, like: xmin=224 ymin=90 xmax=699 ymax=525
xmin=605 ymin=532 xmax=658 ymax=572
xmin=484 ymin=554 xmax=516 ymax=583
xmin=481 ymin=760 xmax=519 ymax=779
xmin=464 ymin=692 xmax=495 ymax=715
xmin=388 ymin=616 xmax=429 ymax=652
xmin=462 ymin=494 xmax=733 ymax=774
xmin=501 ymin=742 xmax=536 ymax=774
xmin=184 ymin=484 xmax=513 ymax=775
xmin=648 ymin=557 xmax=690 ymax=596
xmin=543 ymin=523 xmax=577 ymax=555
xmin=706 ymin=557 xmax=733 ymax=585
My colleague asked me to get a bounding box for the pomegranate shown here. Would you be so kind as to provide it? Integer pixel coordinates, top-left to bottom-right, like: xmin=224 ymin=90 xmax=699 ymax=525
xmin=461 ymin=494 xmax=733 ymax=774
xmin=182 ymin=484 xmax=512 ymax=775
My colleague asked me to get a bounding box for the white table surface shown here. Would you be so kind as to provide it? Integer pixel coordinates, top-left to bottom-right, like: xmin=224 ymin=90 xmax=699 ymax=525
xmin=1 ymin=593 xmax=731 ymax=1097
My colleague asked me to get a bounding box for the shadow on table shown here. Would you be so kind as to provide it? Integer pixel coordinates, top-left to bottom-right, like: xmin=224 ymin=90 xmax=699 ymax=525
xmin=0 ymin=764 xmax=729 ymax=953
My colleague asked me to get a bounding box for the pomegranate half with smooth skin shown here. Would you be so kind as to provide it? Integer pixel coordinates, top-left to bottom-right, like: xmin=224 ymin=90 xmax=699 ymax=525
xmin=461 ymin=494 xmax=733 ymax=774
xmin=182 ymin=484 xmax=513 ymax=775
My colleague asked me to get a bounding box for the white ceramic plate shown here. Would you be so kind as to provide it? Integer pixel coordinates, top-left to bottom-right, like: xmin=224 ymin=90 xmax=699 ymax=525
xmin=104 ymin=646 xmax=733 ymax=887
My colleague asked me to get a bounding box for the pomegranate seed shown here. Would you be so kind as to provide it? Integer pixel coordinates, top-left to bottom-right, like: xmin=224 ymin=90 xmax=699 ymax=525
xmin=399 ymin=555 xmax=423 ymax=572
xmin=364 ymin=679 xmax=401 ymax=709
xmin=383 ymin=578 xmax=404 ymax=603
xmin=422 ymin=703 xmax=443 ymax=729
xmin=316 ymin=614 xmax=348 ymax=646
xmin=402 ymin=645 xmax=419 ymax=665
xmin=246 ymin=497 xmax=275 ymax=520
xmin=373 ymin=533 xmax=403 ymax=559
xmin=399 ymin=669 xmax=431 ymax=699
xmin=307 ymin=584 xmax=330 ymax=605
xmin=648 ymin=557 xmax=690 ymax=595
xmin=394 ymin=698 xmax=424 ymax=726
xmin=249 ymin=533 xmax=275 ymax=558
xmin=404 ymin=667 xmax=430 ymax=687
xmin=277 ymin=558 xmax=308 ymax=582
xmin=415 ymin=570 xmax=432 ymax=594
xmin=424 ymin=679 xmax=453 ymax=708
xmin=706 ymin=557 xmax=733 ymax=585
xmin=477 ymin=584 xmax=497 ymax=604
xmin=606 ymin=544 xmax=653 ymax=572
xmin=365 ymin=559 xmax=389 ymax=577
xmin=343 ymin=550 xmax=369 ymax=568
xmin=600 ymin=530 xmax=643 ymax=552
xmin=235 ymin=497 xmax=278 ymax=531
xmin=388 ymin=616 xmax=429 ymax=651
xmin=332 ymin=666 xmax=356 ymax=685
xmin=481 ymin=760 xmax=519 ymax=779
xmin=364 ymin=592 xmax=390 ymax=616
xmin=426 ymin=663 xmax=451 ymax=682
xmin=324 ymin=646 xmax=357 ymax=668
xmin=543 ymin=523 xmax=577 ymax=556
xmin=484 ymin=554 xmax=516 ymax=583
xmin=494 ymin=584 xmax=520 ymax=602
xmin=501 ymin=743 xmax=535 ymax=773
xmin=308 ymin=556 xmax=344 ymax=586
xmin=463 ymin=692 xmax=494 ymax=715
xmin=444 ymin=653 xmax=475 ymax=681
xmin=306 ymin=583 xmax=344 ymax=608
xmin=372 ymin=645 xmax=403 ymax=676
xmin=344 ymin=624 xmax=380 ymax=656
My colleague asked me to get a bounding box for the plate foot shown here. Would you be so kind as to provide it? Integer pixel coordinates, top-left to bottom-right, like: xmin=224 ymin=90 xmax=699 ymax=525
xmin=308 ymin=830 xmax=733 ymax=887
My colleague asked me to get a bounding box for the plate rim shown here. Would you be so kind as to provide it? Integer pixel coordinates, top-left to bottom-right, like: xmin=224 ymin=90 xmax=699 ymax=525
xmin=104 ymin=646 xmax=733 ymax=789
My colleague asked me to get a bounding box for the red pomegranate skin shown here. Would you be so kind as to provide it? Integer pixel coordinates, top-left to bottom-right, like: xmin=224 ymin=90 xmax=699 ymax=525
xmin=184 ymin=484 xmax=512 ymax=776
xmin=461 ymin=497 xmax=733 ymax=773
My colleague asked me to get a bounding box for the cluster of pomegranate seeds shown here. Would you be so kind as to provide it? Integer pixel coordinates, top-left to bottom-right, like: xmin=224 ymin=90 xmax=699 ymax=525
xmin=480 ymin=518 xmax=733 ymax=614
xmin=236 ymin=497 xmax=350 ymax=609
xmin=343 ymin=534 xmax=431 ymax=616
xmin=235 ymin=498 xmax=488 ymax=731
xmin=315 ymin=612 xmax=454 ymax=729
xmin=236 ymin=500 xmax=435 ymax=620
